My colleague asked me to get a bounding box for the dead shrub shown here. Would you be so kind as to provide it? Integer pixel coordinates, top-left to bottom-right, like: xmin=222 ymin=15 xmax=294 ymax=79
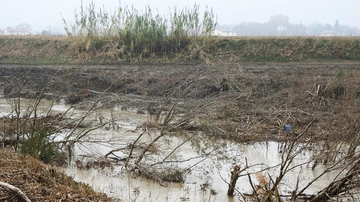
xmin=65 ymin=92 xmax=82 ymax=104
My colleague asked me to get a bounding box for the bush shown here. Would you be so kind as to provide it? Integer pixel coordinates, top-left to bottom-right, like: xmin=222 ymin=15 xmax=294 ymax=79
xmin=65 ymin=92 xmax=82 ymax=104
xmin=20 ymin=130 xmax=66 ymax=165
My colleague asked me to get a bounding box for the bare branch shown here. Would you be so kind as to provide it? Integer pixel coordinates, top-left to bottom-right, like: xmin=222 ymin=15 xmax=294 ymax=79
xmin=0 ymin=181 xmax=31 ymax=202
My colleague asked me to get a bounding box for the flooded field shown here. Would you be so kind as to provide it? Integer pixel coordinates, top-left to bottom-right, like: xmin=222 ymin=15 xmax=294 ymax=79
xmin=61 ymin=141 xmax=339 ymax=202
xmin=2 ymin=63 xmax=360 ymax=201
xmin=0 ymin=97 xmax=345 ymax=201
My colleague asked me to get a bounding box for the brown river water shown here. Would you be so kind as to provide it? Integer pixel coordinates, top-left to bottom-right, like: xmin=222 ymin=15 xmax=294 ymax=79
xmin=0 ymin=97 xmax=342 ymax=201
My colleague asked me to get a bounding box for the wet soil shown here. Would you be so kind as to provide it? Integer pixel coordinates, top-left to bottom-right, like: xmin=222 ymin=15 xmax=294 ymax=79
xmin=1 ymin=62 xmax=359 ymax=141
xmin=1 ymin=62 xmax=360 ymax=201
xmin=0 ymin=62 xmax=358 ymax=102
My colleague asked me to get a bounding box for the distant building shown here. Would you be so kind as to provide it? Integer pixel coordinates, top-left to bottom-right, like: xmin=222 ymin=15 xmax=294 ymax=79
xmin=212 ymin=30 xmax=236 ymax=36
xmin=0 ymin=29 xmax=4 ymax=35
xmin=277 ymin=26 xmax=287 ymax=31
xmin=321 ymin=30 xmax=335 ymax=36
xmin=4 ymin=24 xmax=32 ymax=36
xmin=4 ymin=28 xmax=31 ymax=35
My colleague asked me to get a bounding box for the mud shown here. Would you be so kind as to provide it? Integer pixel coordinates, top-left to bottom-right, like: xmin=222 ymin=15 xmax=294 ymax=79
xmin=0 ymin=63 xmax=355 ymax=96
xmin=2 ymin=62 xmax=360 ymax=201
xmin=1 ymin=62 xmax=360 ymax=142
xmin=0 ymin=62 xmax=358 ymax=104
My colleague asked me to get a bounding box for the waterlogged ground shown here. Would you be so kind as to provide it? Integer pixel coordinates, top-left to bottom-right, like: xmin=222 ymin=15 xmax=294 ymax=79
xmin=0 ymin=97 xmax=341 ymax=202
xmin=2 ymin=63 xmax=360 ymax=201
xmin=62 ymin=142 xmax=337 ymax=202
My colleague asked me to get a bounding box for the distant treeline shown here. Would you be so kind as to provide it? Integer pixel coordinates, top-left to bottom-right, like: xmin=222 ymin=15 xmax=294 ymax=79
xmin=218 ymin=15 xmax=359 ymax=36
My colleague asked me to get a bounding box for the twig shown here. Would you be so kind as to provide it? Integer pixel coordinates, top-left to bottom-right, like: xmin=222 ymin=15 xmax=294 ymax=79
xmin=150 ymin=134 xmax=195 ymax=166
xmin=125 ymin=129 xmax=147 ymax=168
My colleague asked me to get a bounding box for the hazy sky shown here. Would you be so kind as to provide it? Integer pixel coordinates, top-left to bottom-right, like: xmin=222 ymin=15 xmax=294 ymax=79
xmin=1 ymin=0 xmax=359 ymax=32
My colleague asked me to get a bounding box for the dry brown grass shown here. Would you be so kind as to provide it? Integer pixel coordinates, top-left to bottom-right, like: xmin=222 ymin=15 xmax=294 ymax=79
xmin=1 ymin=36 xmax=360 ymax=64
xmin=255 ymin=173 xmax=268 ymax=187
xmin=0 ymin=36 xmax=70 ymax=64
xmin=0 ymin=149 xmax=115 ymax=202
xmin=196 ymin=63 xmax=360 ymax=145
xmin=0 ymin=35 xmax=67 ymax=40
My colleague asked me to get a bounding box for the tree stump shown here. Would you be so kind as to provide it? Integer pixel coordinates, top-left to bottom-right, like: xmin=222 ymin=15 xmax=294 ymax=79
xmin=227 ymin=165 xmax=241 ymax=196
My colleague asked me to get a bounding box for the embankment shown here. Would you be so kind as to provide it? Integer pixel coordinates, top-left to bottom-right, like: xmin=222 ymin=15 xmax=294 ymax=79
xmin=1 ymin=36 xmax=359 ymax=64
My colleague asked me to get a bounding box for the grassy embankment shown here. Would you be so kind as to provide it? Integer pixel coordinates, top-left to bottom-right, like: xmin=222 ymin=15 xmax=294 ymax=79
xmin=0 ymin=1 xmax=359 ymax=64
xmin=1 ymin=36 xmax=360 ymax=64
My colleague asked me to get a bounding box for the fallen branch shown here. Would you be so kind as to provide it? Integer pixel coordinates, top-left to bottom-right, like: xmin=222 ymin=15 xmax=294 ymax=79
xmin=305 ymin=91 xmax=336 ymax=106
xmin=308 ymin=159 xmax=360 ymax=202
xmin=0 ymin=181 xmax=31 ymax=202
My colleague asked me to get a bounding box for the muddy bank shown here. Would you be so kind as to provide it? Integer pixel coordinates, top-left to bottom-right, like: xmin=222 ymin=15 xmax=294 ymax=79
xmin=1 ymin=62 xmax=360 ymax=143
xmin=1 ymin=62 xmax=359 ymax=100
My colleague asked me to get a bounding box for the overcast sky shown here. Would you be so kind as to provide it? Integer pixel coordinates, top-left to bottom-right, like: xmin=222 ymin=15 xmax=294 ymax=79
xmin=1 ymin=0 xmax=359 ymax=33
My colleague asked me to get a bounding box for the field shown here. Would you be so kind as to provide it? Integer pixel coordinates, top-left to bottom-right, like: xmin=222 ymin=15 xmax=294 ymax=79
xmin=1 ymin=35 xmax=360 ymax=201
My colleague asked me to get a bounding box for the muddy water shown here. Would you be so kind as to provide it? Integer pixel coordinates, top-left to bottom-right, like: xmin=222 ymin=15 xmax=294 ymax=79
xmin=0 ymin=97 xmax=340 ymax=201
xmin=62 ymin=140 xmax=336 ymax=202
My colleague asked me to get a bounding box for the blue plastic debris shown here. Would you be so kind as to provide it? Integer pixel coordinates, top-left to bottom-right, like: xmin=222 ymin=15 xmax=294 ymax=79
xmin=284 ymin=125 xmax=291 ymax=133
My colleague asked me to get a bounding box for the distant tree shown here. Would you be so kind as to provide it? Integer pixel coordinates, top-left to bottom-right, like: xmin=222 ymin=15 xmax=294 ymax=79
xmin=307 ymin=21 xmax=326 ymax=36
xmin=14 ymin=23 xmax=32 ymax=33
xmin=228 ymin=18 xmax=359 ymax=36
xmin=216 ymin=24 xmax=231 ymax=31
xmin=338 ymin=25 xmax=359 ymax=36
xmin=286 ymin=23 xmax=307 ymax=36
xmin=233 ymin=22 xmax=272 ymax=36
xmin=334 ymin=20 xmax=340 ymax=34
xmin=325 ymin=23 xmax=332 ymax=30
xmin=268 ymin=14 xmax=289 ymax=26
xmin=41 ymin=30 xmax=51 ymax=36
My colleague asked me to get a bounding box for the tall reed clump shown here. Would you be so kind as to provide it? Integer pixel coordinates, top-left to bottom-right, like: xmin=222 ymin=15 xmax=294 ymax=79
xmin=63 ymin=1 xmax=217 ymax=63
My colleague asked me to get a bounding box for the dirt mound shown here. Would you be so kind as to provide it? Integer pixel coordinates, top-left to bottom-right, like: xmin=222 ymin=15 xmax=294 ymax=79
xmin=0 ymin=149 xmax=115 ymax=202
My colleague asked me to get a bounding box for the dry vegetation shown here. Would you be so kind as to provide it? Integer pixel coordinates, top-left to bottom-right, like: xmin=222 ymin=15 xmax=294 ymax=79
xmin=1 ymin=61 xmax=360 ymax=201
xmin=1 ymin=36 xmax=360 ymax=64
xmin=0 ymin=2 xmax=359 ymax=64
xmin=1 ymin=3 xmax=360 ymax=200
xmin=0 ymin=149 xmax=115 ymax=201
xmin=1 ymin=63 xmax=360 ymax=144
xmin=0 ymin=36 xmax=70 ymax=64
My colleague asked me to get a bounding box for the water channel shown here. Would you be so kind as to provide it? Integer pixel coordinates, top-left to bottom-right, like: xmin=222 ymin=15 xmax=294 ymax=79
xmin=0 ymin=97 xmax=344 ymax=201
